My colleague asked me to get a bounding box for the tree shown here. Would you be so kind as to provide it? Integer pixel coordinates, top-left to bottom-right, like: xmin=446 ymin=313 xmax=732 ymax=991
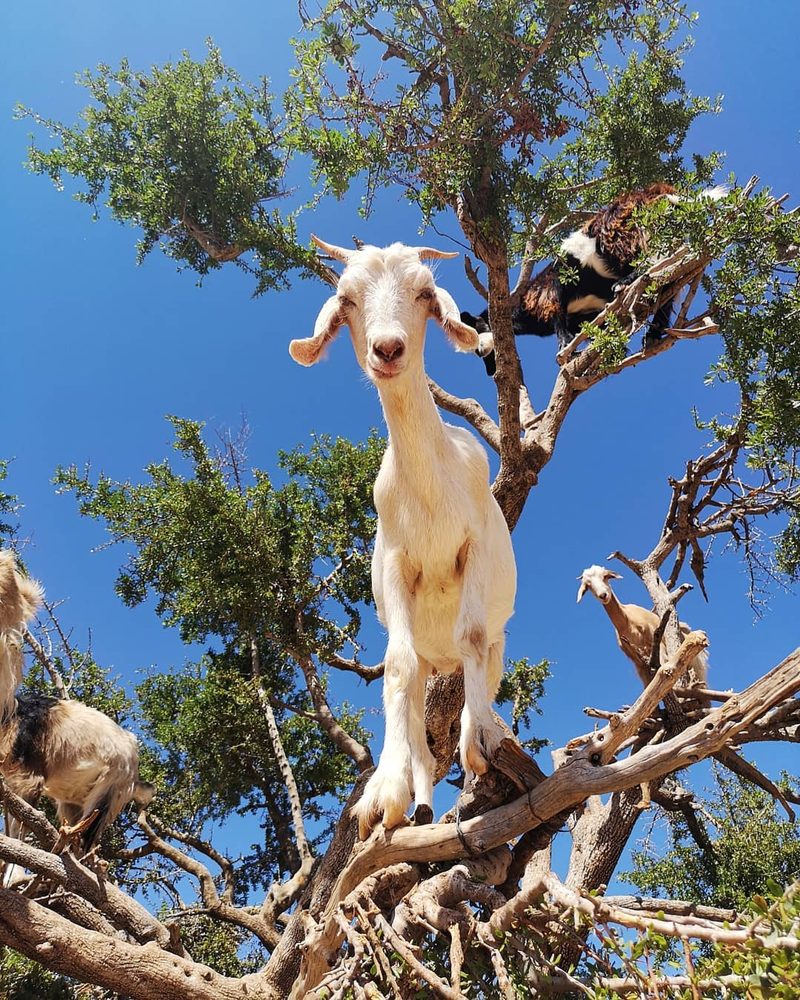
xmin=4 ymin=2 xmax=800 ymax=998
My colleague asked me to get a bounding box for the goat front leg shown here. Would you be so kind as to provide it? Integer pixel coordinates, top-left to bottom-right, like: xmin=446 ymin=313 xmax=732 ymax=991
xmin=354 ymin=551 xmax=433 ymax=840
xmin=455 ymin=540 xmax=506 ymax=785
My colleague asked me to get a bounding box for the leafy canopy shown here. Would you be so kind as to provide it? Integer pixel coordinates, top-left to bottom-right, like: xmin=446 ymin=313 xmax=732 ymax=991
xmin=17 ymin=42 xmax=313 ymax=294
xmin=286 ymin=1 xmax=719 ymax=248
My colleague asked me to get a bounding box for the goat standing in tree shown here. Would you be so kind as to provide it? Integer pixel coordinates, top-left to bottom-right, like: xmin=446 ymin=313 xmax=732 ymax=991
xmin=577 ymin=564 xmax=709 ymax=690
xmin=289 ymin=239 xmax=517 ymax=838
xmin=0 ymin=550 xmax=153 ymax=865
xmin=461 ymin=183 xmax=727 ymax=375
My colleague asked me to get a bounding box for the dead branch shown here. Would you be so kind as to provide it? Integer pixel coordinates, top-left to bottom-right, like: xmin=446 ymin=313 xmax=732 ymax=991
xmin=0 ymin=886 xmax=259 ymax=1000
xmin=249 ymin=636 xmax=315 ymax=923
xmin=137 ymin=814 xmax=279 ymax=949
xmin=0 ymin=834 xmax=175 ymax=951
xmin=463 ymin=255 xmax=488 ymax=300
xmin=326 ymin=653 xmax=384 ymax=682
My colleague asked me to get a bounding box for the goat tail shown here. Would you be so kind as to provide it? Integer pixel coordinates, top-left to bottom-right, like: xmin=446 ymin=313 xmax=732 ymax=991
xmin=79 ymin=794 xmax=113 ymax=851
xmin=521 ymin=264 xmax=561 ymax=324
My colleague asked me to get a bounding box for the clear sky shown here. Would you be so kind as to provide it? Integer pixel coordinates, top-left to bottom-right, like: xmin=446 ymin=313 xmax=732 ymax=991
xmin=1 ymin=2 xmax=799 ymax=874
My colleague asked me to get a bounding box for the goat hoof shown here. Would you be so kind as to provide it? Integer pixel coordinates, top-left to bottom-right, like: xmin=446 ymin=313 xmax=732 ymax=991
xmin=354 ymin=767 xmax=412 ymax=840
xmin=413 ymin=804 xmax=433 ymax=826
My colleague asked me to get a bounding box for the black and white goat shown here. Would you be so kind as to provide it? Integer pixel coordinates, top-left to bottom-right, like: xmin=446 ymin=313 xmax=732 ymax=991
xmin=461 ymin=183 xmax=727 ymax=375
xmin=0 ymin=551 xmax=153 ymax=860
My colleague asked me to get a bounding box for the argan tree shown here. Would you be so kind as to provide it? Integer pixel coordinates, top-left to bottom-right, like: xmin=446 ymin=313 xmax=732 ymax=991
xmin=4 ymin=2 xmax=800 ymax=997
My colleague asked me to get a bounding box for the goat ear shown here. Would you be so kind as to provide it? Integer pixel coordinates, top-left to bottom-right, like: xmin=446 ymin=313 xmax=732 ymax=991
xmin=431 ymin=287 xmax=480 ymax=352
xmin=576 ymin=581 xmax=589 ymax=603
xmin=604 ymin=570 xmax=623 ymax=581
xmin=289 ymin=296 xmax=344 ymax=366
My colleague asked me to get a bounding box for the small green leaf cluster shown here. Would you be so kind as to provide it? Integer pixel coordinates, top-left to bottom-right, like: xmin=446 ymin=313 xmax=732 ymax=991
xmin=585 ymin=881 xmax=800 ymax=999
xmin=496 ymin=655 xmax=550 ymax=754
xmin=0 ymin=461 xmax=20 ymax=544
xmin=0 ymin=948 xmax=76 ymax=999
xmin=584 ymin=311 xmax=629 ymax=371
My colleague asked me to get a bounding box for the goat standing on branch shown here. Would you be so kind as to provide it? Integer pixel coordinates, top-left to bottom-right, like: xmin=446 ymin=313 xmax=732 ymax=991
xmin=577 ymin=564 xmax=709 ymax=690
xmin=0 ymin=550 xmax=153 ymax=861
xmin=462 ymin=184 xmax=728 ymax=375
xmin=290 ymin=239 xmax=517 ymax=839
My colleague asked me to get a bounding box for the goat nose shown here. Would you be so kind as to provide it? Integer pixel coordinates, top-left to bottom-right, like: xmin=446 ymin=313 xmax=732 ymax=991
xmin=374 ymin=338 xmax=405 ymax=363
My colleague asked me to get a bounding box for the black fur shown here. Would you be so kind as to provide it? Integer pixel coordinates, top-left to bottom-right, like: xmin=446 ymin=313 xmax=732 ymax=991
xmin=461 ymin=187 xmax=684 ymax=376
xmin=11 ymin=692 xmax=58 ymax=776
xmin=461 ymin=253 xmax=674 ymax=378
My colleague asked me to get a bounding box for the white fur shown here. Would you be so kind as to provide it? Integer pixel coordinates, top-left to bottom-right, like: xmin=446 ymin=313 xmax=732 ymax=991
xmin=665 ymin=184 xmax=729 ymax=205
xmin=560 ymin=230 xmax=620 ymax=279
xmin=566 ymin=294 xmax=609 ymax=315
xmin=290 ymin=242 xmax=516 ymax=838
xmin=0 ymin=551 xmax=43 ymax=721
xmin=577 ymin=564 xmax=708 ymax=689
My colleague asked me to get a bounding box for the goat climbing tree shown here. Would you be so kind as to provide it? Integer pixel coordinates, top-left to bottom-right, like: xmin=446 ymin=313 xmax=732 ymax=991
xmin=5 ymin=2 xmax=800 ymax=997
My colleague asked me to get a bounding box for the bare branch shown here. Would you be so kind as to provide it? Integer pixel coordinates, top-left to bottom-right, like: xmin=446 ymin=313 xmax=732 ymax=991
xmin=427 ymin=377 xmax=501 ymax=453
xmin=137 ymin=813 xmax=280 ymax=949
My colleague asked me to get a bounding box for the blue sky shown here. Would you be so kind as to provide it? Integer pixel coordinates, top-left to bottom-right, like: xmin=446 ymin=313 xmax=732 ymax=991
xmin=1 ymin=1 xmax=799 ymax=876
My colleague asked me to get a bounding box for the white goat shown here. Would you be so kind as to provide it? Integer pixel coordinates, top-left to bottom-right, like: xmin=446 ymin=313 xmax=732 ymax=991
xmin=0 ymin=550 xmax=153 ymax=860
xmin=577 ymin=565 xmax=708 ymax=689
xmin=290 ymin=238 xmax=517 ymax=839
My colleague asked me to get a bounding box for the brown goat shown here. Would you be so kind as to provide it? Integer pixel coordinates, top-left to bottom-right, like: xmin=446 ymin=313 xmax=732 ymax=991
xmin=0 ymin=550 xmax=153 ymax=866
xmin=577 ymin=565 xmax=709 ymax=689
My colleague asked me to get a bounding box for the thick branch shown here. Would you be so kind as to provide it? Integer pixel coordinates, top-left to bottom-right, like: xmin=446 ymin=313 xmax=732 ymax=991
xmin=0 ymin=888 xmax=263 ymax=1000
xmin=427 ymin=377 xmax=501 ymax=453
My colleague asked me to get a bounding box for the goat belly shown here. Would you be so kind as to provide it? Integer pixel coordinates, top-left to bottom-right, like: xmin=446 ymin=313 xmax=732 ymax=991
xmin=561 ymin=256 xmax=617 ymax=309
xmin=413 ymin=574 xmax=463 ymax=671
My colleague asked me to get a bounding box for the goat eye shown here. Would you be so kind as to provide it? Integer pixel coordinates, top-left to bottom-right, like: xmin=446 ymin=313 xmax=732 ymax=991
xmin=338 ymin=295 xmax=355 ymax=309
xmin=416 ymin=288 xmax=434 ymax=302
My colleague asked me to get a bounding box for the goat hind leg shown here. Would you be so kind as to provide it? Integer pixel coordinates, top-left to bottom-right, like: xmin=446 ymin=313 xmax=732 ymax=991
xmin=354 ymin=551 xmax=423 ymax=839
xmin=455 ymin=541 xmax=505 ymax=784
xmin=460 ymin=640 xmax=508 ymax=785
xmin=409 ymin=658 xmax=435 ymax=825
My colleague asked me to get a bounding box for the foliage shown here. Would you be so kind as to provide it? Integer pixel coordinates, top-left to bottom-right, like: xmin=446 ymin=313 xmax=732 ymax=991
xmin=54 ymin=418 xmax=382 ymax=651
xmin=170 ymin=916 xmax=267 ymax=979
xmin=689 ymin=881 xmax=800 ymax=1000
xmin=16 ymin=42 xmax=313 ymax=294
xmin=623 ymin=772 xmax=800 ymax=912
xmin=0 ymin=462 xmax=20 ymax=543
xmin=53 ymin=419 xmax=380 ymax=897
xmin=0 ymin=949 xmax=74 ymax=1000
xmin=584 ymin=881 xmax=800 ymax=999
xmin=496 ymin=655 xmax=550 ymax=754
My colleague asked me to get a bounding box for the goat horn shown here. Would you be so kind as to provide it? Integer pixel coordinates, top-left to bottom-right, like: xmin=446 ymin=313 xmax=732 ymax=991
xmin=417 ymin=247 xmax=460 ymax=261
xmin=310 ymin=235 xmax=354 ymax=263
